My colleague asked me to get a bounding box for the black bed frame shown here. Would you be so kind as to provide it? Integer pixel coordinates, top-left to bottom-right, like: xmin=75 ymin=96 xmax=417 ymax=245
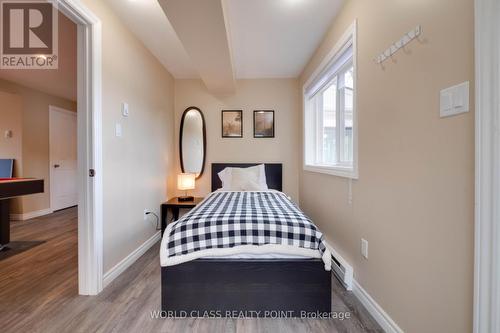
xmin=210 ymin=163 xmax=283 ymax=192
xmin=161 ymin=163 xmax=331 ymax=317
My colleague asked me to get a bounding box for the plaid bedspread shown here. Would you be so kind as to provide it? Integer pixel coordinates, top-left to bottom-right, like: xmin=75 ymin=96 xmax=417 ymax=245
xmin=163 ymin=191 xmax=330 ymax=268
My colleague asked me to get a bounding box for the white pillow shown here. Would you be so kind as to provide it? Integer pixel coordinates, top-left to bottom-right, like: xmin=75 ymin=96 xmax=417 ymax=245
xmin=242 ymin=179 xmax=265 ymax=191
xmin=255 ymin=164 xmax=268 ymax=189
xmin=218 ymin=165 xmax=268 ymax=191
xmin=230 ymin=167 xmax=260 ymax=191
xmin=218 ymin=168 xmax=232 ymax=189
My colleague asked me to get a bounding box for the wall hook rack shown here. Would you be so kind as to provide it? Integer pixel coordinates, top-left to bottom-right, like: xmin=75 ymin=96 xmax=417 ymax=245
xmin=374 ymin=25 xmax=422 ymax=65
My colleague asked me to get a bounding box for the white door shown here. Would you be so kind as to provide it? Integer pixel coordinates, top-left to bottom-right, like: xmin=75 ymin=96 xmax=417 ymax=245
xmin=49 ymin=106 xmax=78 ymax=211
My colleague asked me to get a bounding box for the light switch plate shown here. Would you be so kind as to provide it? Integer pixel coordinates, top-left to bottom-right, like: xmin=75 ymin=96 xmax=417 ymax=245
xmin=361 ymin=238 xmax=368 ymax=259
xmin=440 ymin=81 xmax=469 ymax=118
xmin=115 ymin=123 xmax=123 ymax=137
xmin=440 ymin=92 xmax=452 ymax=112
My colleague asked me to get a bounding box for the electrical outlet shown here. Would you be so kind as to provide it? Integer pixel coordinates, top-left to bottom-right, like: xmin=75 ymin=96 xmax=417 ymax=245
xmin=361 ymin=239 xmax=368 ymax=259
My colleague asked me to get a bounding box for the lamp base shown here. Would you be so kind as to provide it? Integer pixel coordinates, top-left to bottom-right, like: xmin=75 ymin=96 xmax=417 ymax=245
xmin=178 ymin=196 xmax=194 ymax=202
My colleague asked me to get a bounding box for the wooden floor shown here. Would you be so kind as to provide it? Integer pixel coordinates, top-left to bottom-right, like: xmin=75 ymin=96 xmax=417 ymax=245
xmin=0 ymin=208 xmax=382 ymax=333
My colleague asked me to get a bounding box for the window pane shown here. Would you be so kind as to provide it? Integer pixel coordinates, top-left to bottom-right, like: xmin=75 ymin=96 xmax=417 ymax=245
xmin=321 ymin=81 xmax=336 ymax=165
xmin=344 ymin=66 xmax=354 ymax=89
xmin=303 ymin=34 xmax=356 ymax=177
xmin=342 ymin=67 xmax=354 ymax=163
xmin=304 ymin=98 xmax=315 ymax=165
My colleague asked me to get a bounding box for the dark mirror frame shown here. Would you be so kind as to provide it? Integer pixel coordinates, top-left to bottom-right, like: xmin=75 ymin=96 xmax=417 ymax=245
xmin=179 ymin=106 xmax=207 ymax=179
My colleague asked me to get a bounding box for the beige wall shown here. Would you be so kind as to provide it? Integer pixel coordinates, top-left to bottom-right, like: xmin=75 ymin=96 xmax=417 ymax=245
xmin=299 ymin=0 xmax=474 ymax=332
xmin=81 ymin=0 xmax=176 ymax=273
xmin=0 ymin=91 xmax=22 ymax=170
xmin=0 ymin=79 xmax=76 ymax=214
xmin=174 ymin=79 xmax=300 ymax=201
xmin=0 ymin=91 xmax=23 ymax=213
xmin=0 ymin=12 xmax=77 ymax=101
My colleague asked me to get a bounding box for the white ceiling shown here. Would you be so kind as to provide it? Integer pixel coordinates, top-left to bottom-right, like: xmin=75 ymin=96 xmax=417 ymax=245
xmin=103 ymin=0 xmax=198 ymax=79
xmin=104 ymin=0 xmax=344 ymax=80
xmin=225 ymin=0 xmax=344 ymax=78
xmin=159 ymin=0 xmax=236 ymax=94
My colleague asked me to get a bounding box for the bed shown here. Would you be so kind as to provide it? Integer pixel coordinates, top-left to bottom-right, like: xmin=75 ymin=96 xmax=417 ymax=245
xmin=160 ymin=163 xmax=332 ymax=317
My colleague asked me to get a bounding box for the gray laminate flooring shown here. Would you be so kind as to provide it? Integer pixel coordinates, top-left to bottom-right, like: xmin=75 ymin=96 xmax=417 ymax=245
xmin=0 ymin=208 xmax=383 ymax=333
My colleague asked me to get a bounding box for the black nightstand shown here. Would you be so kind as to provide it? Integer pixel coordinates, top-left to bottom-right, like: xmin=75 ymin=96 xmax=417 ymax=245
xmin=160 ymin=197 xmax=204 ymax=235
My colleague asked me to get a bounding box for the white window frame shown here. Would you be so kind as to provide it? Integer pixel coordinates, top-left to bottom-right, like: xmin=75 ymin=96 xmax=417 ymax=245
xmin=303 ymin=21 xmax=358 ymax=179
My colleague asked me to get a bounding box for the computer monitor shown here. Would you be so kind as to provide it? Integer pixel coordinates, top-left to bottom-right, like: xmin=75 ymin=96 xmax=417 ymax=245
xmin=0 ymin=159 xmax=14 ymax=178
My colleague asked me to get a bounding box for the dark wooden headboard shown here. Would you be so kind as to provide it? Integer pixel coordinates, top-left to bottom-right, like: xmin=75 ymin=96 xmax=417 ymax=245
xmin=211 ymin=163 xmax=283 ymax=192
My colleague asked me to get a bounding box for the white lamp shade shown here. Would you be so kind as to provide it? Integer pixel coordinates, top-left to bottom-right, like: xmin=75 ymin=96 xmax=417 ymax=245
xmin=177 ymin=173 xmax=196 ymax=190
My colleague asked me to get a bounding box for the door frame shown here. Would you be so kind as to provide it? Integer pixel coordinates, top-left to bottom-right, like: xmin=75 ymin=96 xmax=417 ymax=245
xmin=49 ymin=105 xmax=78 ymax=213
xmin=58 ymin=0 xmax=103 ymax=295
xmin=474 ymin=0 xmax=500 ymax=331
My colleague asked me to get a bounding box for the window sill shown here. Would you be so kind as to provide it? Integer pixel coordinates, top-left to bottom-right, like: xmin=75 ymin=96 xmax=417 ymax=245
xmin=303 ymin=164 xmax=358 ymax=179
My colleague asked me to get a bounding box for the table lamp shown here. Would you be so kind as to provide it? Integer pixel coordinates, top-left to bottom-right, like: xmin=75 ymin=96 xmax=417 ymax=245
xmin=177 ymin=173 xmax=195 ymax=202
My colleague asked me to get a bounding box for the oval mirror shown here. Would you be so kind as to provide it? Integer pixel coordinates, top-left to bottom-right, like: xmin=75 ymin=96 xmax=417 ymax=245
xmin=180 ymin=107 xmax=206 ymax=179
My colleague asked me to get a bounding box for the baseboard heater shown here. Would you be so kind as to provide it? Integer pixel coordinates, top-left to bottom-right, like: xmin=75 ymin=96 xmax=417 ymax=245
xmin=325 ymin=242 xmax=353 ymax=291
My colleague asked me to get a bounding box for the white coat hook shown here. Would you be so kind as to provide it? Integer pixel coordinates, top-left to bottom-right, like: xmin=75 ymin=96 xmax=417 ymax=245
xmin=375 ymin=25 xmax=422 ymax=66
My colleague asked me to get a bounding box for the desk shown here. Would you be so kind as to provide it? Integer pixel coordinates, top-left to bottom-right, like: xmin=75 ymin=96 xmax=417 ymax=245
xmin=0 ymin=178 xmax=44 ymax=248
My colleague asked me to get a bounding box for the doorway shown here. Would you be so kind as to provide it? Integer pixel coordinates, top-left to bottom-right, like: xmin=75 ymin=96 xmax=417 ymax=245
xmin=58 ymin=0 xmax=103 ymax=296
xmin=0 ymin=1 xmax=102 ymax=296
xmin=49 ymin=106 xmax=78 ymax=212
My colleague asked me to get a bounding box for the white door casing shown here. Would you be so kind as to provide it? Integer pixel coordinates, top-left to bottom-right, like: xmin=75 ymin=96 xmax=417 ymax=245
xmin=49 ymin=106 xmax=78 ymax=211
xmin=58 ymin=0 xmax=103 ymax=296
xmin=474 ymin=0 xmax=500 ymax=332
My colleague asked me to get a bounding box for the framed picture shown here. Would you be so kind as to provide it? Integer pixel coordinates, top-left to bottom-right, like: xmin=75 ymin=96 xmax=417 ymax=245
xmin=253 ymin=110 xmax=275 ymax=138
xmin=221 ymin=110 xmax=243 ymax=138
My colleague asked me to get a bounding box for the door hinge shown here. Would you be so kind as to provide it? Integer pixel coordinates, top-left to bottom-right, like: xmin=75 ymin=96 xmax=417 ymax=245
xmin=89 ymin=169 xmax=95 ymax=177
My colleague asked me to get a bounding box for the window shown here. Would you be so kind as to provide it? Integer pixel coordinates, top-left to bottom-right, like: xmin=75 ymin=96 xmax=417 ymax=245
xmin=303 ymin=24 xmax=357 ymax=178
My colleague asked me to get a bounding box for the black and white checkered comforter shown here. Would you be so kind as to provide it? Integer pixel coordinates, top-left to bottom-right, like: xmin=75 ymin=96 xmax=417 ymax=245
xmin=161 ymin=191 xmax=331 ymax=270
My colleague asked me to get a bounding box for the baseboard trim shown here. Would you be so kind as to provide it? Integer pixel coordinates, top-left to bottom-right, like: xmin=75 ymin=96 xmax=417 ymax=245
xmin=352 ymin=279 xmax=404 ymax=333
xmin=103 ymin=231 xmax=161 ymax=288
xmin=10 ymin=208 xmax=53 ymax=221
